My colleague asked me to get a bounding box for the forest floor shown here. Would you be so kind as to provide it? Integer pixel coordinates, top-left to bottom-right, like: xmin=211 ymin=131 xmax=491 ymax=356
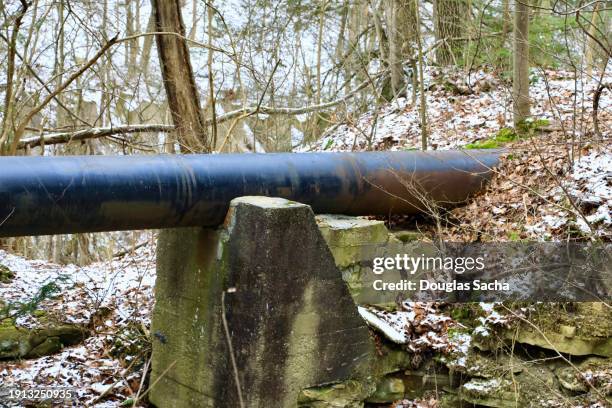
xmin=0 ymin=68 xmax=610 ymax=407
xmin=303 ymin=68 xmax=611 ymax=242
xmin=0 ymin=246 xmax=156 ymax=407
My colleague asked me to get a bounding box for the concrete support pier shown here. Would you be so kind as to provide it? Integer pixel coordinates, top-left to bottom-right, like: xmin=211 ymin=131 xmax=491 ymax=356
xmin=150 ymin=196 xmax=375 ymax=407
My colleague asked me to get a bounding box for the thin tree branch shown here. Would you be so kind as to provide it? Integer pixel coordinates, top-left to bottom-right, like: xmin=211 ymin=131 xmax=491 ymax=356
xmin=9 ymin=34 xmax=120 ymax=154
xmin=119 ymin=31 xmax=227 ymax=54
xmin=18 ymin=124 xmax=175 ymax=149
xmin=0 ymin=1 xmax=30 ymax=151
xmin=18 ymin=73 xmax=379 ymax=150
xmin=209 ymin=75 xmax=375 ymax=126
xmin=0 ymin=32 xmax=93 ymax=128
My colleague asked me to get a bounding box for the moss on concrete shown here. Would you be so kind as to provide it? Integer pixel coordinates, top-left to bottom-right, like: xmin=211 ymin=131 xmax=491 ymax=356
xmin=0 ymin=320 xmax=30 ymax=359
xmin=315 ymin=215 xmax=425 ymax=306
xmin=150 ymin=226 xmax=226 ymax=408
xmin=150 ymin=209 xmax=612 ymax=407
xmin=298 ymin=379 xmax=375 ymax=408
xmin=28 ymin=336 xmax=63 ymax=358
xmin=392 ymin=230 xmax=425 ymax=243
xmin=151 ymin=198 xmax=375 ymax=408
xmin=316 ymin=215 xmax=389 ymax=270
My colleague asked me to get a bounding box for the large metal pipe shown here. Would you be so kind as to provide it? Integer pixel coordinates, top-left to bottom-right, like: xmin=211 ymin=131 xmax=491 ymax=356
xmin=0 ymin=151 xmax=499 ymax=237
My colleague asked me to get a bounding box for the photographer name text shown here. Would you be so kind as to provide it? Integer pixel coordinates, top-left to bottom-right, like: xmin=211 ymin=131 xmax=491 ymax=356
xmin=371 ymin=254 xmax=510 ymax=292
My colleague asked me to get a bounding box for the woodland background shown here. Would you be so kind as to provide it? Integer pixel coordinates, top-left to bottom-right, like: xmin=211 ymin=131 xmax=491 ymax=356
xmin=0 ymin=0 xmax=610 ymax=406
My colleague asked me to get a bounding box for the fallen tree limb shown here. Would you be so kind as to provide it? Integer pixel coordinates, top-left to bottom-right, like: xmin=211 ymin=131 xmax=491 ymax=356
xmin=19 ymin=124 xmax=175 ymax=149
xmin=19 ymin=74 xmax=377 ymax=149
xmin=206 ymin=75 xmax=374 ymax=126
xmin=7 ymin=34 xmax=120 ymax=154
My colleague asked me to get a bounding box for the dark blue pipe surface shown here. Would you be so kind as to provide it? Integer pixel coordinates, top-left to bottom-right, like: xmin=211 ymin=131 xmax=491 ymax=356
xmin=0 ymin=151 xmax=499 ymax=237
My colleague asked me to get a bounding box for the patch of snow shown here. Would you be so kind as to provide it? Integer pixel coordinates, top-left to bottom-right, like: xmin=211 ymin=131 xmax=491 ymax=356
xmin=290 ymin=126 xmax=304 ymax=148
xmin=479 ymin=302 xmax=495 ymax=313
xmin=358 ymin=302 xmax=456 ymax=353
xmin=0 ymin=244 xmax=156 ymax=406
xmin=567 ymin=151 xmax=612 ymax=235
xmin=357 ymin=306 xmax=410 ymax=344
xmin=463 ymin=378 xmax=504 ymax=393
xmin=570 ymin=151 xmax=612 ymax=206
xmin=446 ymin=332 xmax=472 ymax=368
xmin=474 ymin=325 xmax=490 ymax=337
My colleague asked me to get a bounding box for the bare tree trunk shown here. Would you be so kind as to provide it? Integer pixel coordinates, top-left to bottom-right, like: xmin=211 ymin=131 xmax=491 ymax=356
xmin=372 ymin=4 xmax=390 ymax=99
xmin=513 ymin=0 xmax=530 ymax=127
xmin=501 ymin=0 xmax=511 ymax=49
xmin=334 ymin=0 xmax=348 ymax=93
xmin=384 ymin=0 xmax=417 ymax=99
xmin=414 ymin=0 xmax=428 ymax=150
xmin=99 ymin=0 xmax=110 ymax=127
xmin=152 ymin=0 xmax=210 ymax=152
xmin=141 ymin=12 xmax=156 ymax=78
xmin=433 ymin=0 xmax=467 ymax=66
xmin=189 ymin=0 xmax=198 ymax=40
xmin=384 ymin=0 xmax=401 ymax=96
xmin=346 ymin=1 xmax=367 ymax=95
xmin=315 ymin=1 xmax=327 ymax=107
xmin=313 ymin=0 xmax=328 ymax=138
xmin=584 ymin=2 xmax=601 ymax=78
xmin=126 ymin=0 xmax=139 ymax=79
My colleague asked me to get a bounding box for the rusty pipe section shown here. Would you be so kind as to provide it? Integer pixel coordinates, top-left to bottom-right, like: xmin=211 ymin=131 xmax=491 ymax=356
xmin=0 ymin=151 xmax=499 ymax=237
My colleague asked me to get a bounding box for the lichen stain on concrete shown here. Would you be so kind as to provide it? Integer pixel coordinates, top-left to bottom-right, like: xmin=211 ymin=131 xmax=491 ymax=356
xmin=281 ymin=281 xmax=319 ymax=407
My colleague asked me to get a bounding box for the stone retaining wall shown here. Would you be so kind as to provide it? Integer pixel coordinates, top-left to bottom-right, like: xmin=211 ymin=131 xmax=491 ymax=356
xmin=150 ymin=197 xmax=612 ymax=408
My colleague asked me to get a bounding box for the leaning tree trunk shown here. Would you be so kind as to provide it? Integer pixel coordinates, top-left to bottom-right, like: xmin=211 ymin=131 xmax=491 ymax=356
xmin=433 ymin=0 xmax=467 ymax=66
xmin=512 ymin=0 xmax=530 ymax=128
xmin=152 ymin=0 xmax=210 ymax=152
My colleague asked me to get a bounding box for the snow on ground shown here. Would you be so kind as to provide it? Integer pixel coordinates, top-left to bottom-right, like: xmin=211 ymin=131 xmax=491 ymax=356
xmin=299 ymin=69 xmax=610 ymax=152
xmin=569 ymin=151 xmax=612 ymax=233
xmin=358 ymin=302 xmax=455 ymax=353
xmin=0 ymin=244 xmax=156 ymax=406
xmin=523 ymin=149 xmax=612 ymax=237
xmin=447 ymin=138 xmax=612 ymax=241
xmin=301 ymin=68 xmax=611 ymax=241
xmin=0 ymin=62 xmax=609 ymax=405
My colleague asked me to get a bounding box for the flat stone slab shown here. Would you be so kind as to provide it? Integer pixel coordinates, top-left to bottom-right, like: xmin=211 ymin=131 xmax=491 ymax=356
xmin=230 ymin=195 xmax=307 ymax=209
xmin=502 ymin=303 xmax=612 ymax=358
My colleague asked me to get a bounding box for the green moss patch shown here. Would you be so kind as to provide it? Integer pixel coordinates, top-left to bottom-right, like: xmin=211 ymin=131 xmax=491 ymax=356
xmin=464 ymin=127 xmax=518 ymax=149
xmin=0 ymin=265 xmax=15 ymax=283
xmin=0 ymin=319 xmax=87 ymax=360
xmin=464 ymin=119 xmax=550 ymax=149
